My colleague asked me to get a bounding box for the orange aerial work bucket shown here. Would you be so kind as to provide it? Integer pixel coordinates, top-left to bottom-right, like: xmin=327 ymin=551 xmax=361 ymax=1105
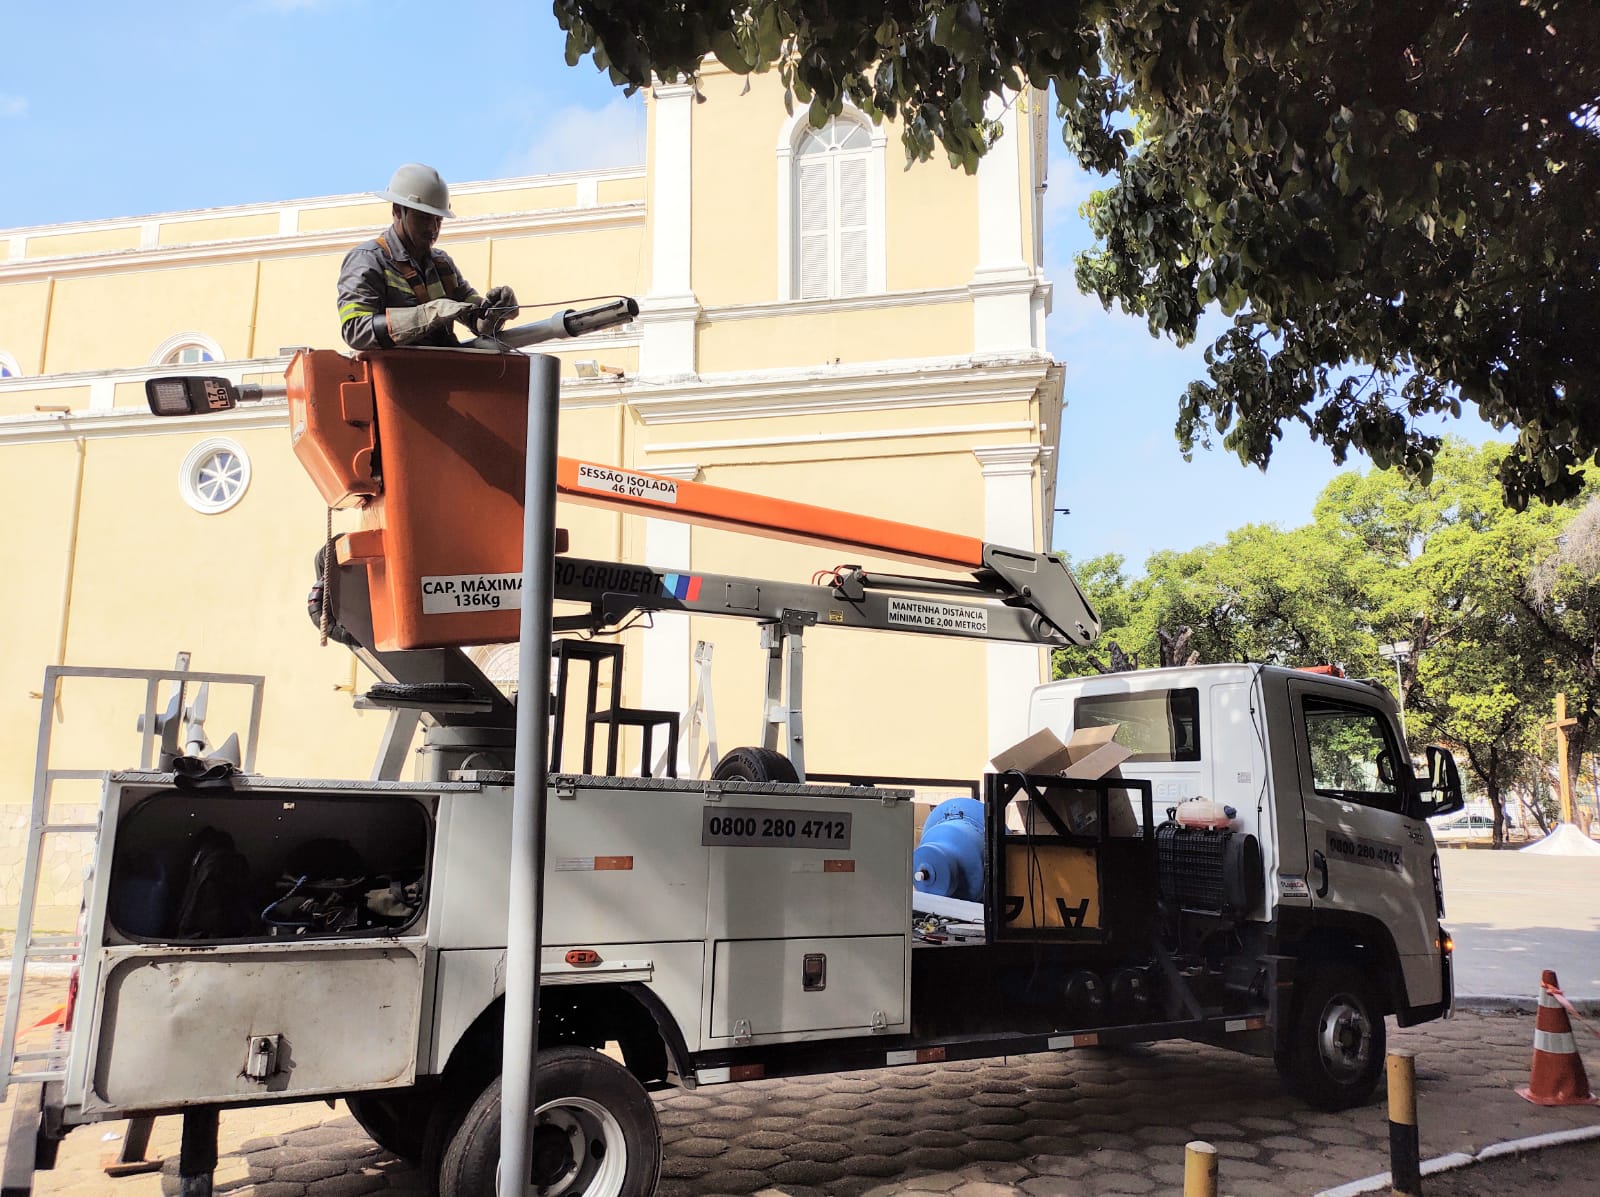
xmin=290 ymin=347 xmax=536 ymax=651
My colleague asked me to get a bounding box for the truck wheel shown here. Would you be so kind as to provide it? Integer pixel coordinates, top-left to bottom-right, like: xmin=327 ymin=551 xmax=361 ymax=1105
xmin=345 ymin=1090 xmax=430 ymax=1163
xmin=1279 ymin=965 xmax=1386 ymax=1110
xmin=711 ymin=746 xmax=799 ymax=784
xmin=437 ymin=1047 xmax=662 ymax=1197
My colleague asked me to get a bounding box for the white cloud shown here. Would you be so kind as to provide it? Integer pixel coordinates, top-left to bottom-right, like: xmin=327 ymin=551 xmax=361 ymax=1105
xmin=500 ymin=97 xmax=646 ymax=177
xmin=0 ymin=94 xmax=28 ymax=117
xmin=1043 ymin=155 xmax=1100 ymax=229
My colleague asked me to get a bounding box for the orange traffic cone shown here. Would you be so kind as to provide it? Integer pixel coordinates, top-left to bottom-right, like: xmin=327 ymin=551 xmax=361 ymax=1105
xmin=1517 ymin=969 xmax=1600 ymax=1106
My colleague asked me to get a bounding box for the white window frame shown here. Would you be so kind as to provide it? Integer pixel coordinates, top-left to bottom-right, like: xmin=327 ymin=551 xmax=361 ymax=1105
xmin=776 ymin=107 xmax=887 ymax=300
xmin=0 ymin=350 xmax=20 ymax=379
xmin=179 ymin=437 xmax=252 ymax=514
xmin=150 ymin=332 xmax=225 ymax=367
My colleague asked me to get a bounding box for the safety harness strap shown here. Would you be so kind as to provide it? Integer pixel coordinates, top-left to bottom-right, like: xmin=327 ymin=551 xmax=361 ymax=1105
xmin=376 ymin=232 xmax=459 ymax=303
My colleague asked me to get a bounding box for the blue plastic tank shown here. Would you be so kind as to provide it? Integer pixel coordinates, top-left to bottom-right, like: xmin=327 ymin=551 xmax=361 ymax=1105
xmin=912 ymin=797 xmax=986 ymax=902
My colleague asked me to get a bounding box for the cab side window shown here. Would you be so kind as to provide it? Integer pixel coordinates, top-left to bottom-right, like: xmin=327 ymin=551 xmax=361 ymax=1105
xmin=1301 ymin=696 xmax=1403 ymax=813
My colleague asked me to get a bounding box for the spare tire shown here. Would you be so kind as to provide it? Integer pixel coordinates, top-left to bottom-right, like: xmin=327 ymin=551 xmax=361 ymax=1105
xmin=711 ymin=746 xmax=799 ymax=784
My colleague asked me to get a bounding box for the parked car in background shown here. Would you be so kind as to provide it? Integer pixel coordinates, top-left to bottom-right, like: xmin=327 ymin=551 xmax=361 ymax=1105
xmin=1431 ymin=811 xmax=1517 ymax=842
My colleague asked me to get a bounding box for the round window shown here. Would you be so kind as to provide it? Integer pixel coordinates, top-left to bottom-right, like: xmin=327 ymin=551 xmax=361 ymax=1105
xmin=179 ymin=438 xmax=252 ymax=514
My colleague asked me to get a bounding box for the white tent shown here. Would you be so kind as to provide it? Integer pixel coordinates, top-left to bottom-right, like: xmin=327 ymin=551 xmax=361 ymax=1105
xmin=1519 ymin=822 xmax=1600 ymax=857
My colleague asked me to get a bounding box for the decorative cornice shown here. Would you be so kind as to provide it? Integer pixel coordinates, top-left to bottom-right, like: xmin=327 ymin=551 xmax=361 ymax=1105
xmin=973 ymin=444 xmax=1043 ymax=477
xmin=642 ymin=462 xmax=701 ymax=481
xmin=1 ymin=386 xmax=632 ymax=445
xmin=700 ymin=286 xmax=967 ymax=325
xmin=636 ymin=293 xmax=703 ymax=322
xmin=0 ymin=166 xmax=646 ymax=241
xmin=0 ymin=203 xmax=645 ymax=282
xmin=627 ymin=353 xmax=1057 ymax=425
xmin=967 ymin=270 xmax=1046 ymax=300
xmin=1 ymin=401 xmax=293 ymax=446
xmin=2 ymin=354 xmax=1067 ymax=458
xmin=645 ymin=420 xmax=1035 ymax=455
xmin=0 ymin=354 xmax=294 ymax=395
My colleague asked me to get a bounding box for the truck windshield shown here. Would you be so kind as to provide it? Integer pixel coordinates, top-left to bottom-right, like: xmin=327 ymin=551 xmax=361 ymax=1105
xmin=1073 ymin=688 xmax=1201 ymax=762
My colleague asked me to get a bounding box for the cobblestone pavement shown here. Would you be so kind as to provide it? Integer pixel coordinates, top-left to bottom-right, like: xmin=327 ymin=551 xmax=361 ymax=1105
xmin=5 ymin=992 xmax=1599 ymax=1197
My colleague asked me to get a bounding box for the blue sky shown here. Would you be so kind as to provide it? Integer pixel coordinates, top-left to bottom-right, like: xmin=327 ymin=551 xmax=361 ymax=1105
xmin=0 ymin=1 xmax=1501 ymax=569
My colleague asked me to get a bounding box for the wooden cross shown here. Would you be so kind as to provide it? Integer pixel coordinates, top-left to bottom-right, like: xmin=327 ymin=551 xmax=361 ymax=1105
xmin=1545 ymin=692 xmax=1580 ymax=824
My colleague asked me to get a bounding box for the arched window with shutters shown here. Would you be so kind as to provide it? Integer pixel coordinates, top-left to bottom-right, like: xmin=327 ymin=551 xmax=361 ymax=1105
xmin=777 ymin=111 xmax=887 ymax=301
xmin=149 ymin=332 xmax=225 ymax=367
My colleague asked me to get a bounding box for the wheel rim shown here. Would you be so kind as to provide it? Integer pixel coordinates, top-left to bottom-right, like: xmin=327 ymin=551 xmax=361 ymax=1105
xmin=1315 ymin=991 xmax=1374 ymax=1083
xmin=528 ymin=1094 xmax=628 ymax=1196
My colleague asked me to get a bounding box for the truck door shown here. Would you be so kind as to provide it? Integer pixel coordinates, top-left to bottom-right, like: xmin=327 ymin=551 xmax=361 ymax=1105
xmin=1287 ymin=682 xmax=1442 ymax=1009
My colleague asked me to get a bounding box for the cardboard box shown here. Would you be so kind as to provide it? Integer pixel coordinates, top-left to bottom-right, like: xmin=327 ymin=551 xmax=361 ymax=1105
xmin=990 ymin=724 xmax=1139 ymax=838
xmin=991 ymin=724 xmax=1129 ymax=778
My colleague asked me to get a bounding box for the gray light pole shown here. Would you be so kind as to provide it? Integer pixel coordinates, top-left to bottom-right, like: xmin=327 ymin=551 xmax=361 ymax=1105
xmin=501 ymin=352 xmax=562 ymax=1197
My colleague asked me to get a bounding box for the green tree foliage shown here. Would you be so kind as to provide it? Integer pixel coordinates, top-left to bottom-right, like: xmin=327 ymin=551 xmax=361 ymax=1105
xmin=1051 ymin=441 xmax=1600 ymax=843
xmin=1399 ymin=450 xmax=1600 ymax=837
xmin=1052 ymin=552 xmax=1134 ymax=677
xmin=1057 ymin=521 xmax=1373 ymax=671
xmin=556 ymin=1 xmax=1600 ymax=505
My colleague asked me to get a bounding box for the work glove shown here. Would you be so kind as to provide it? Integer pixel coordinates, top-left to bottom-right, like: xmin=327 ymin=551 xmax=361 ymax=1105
xmin=474 ymin=285 xmax=520 ymax=335
xmin=386 ymin=297 xmax=477 ymax=345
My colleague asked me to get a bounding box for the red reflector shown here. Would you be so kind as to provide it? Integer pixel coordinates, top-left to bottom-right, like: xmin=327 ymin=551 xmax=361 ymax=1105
xmin=594 ymin=856 xmax=634 ymax=871
xmin=565 ymin=950 xmax=602 ymax=967
xmin=1074 ymin=1033 xmax=1099 ymax=1047
xmin=730 ymin=1063 xmax=765 ymax=1081
xmin=916 ymin=1047 xmax=946 ymax=1063
xmin=823 ymin=859 xmax=855 ymax=873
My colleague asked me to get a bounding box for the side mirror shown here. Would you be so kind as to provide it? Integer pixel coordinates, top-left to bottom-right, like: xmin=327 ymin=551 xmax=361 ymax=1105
xmin=1414 ymin=745 xmax=1464 ymax=819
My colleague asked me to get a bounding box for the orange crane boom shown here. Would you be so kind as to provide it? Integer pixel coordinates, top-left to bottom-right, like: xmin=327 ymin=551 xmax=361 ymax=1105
xmin=555 ymin=458 xmax=985 ymax=572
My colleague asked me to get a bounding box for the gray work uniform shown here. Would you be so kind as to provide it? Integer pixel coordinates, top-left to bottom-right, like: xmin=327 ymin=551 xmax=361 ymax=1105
xmin=336 ymin=230 xmax=482 ymax=350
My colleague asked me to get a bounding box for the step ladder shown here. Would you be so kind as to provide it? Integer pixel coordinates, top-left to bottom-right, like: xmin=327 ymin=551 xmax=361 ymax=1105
xmin=0 ymin=659 xmax=264 ymax=1092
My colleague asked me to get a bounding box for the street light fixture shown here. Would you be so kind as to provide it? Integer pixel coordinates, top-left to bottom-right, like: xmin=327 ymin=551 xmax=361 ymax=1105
xmin=1378 ymin=640 xmax=1413 ymax=739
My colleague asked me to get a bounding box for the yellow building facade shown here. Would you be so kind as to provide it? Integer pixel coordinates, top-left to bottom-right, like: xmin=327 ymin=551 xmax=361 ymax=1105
xmin=0 ymin=69 xmax=1064 ymax=927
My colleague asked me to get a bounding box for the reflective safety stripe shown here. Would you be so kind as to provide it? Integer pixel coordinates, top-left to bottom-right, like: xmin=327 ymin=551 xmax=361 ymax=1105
xmin=339 ymin=301 xmax=376 ymax=321
xmin=1047 ymin=1033 xmax=1099 ymax=1049
xmin=1539 ymin=991 xmax=1563 ymax=1008
xmin=1535 ymin=1029 xmax=1577 ymax=1055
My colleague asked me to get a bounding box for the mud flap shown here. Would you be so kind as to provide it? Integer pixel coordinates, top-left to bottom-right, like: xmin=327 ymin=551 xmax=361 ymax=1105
xmin=1265 ymin=954 xmax=1298 ymax=1056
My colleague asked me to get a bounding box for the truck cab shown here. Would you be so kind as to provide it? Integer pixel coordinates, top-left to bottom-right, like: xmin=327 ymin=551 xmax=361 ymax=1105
xmin=1028 ymin=664 xmax=1460 ymax=1105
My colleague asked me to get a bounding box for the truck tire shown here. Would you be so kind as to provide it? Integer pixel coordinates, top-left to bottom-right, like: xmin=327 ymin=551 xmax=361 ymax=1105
xmin=1279 ymin=964 xmax=1386 ymax=1110
xmin=711 ymin=746 xmax=799 ymax=784
xmin=437 ymin=1048 xmax=662 ymax=1197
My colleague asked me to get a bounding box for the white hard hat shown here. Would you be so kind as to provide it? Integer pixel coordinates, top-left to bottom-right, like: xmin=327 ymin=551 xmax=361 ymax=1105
xmin=375 ymin=163 xmax=455 ymax=219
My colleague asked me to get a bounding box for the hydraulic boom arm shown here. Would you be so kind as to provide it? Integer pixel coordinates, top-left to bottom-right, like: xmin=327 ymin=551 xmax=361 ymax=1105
xmin=551 ymin=459 xmax=1098 ymax=647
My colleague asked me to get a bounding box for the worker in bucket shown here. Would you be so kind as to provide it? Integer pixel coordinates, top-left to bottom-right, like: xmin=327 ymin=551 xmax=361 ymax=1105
xmin=336 ymin=163 xmax=519 ymax=349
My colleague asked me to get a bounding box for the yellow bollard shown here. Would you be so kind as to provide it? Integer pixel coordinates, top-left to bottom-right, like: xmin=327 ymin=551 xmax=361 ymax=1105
xmin=1184 ymin=1140 xmax=1218 ymax=1197
xmin=1388 ymin=1051 xmax=1421 ymax=1197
